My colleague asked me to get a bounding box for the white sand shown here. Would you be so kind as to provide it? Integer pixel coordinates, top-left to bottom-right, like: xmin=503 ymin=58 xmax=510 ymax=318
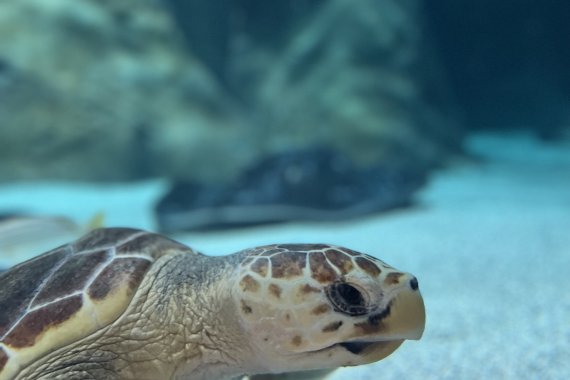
xmin=1 ymin=131 xmax=569 ymax=379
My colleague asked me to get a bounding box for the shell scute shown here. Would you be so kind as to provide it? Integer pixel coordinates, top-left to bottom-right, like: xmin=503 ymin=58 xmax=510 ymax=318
xmin=0 ymin=347 xmax=8 ymax=372
xmin=3 ymin=295 xmax=83 ymax=349
xmin=88 ymin=257 xmax=151 ymax=300
xmin=0 ymin=227 xmax=174 ymax=380
xmin=0 ymin=245 xmax=70 ymax=337
xmin=32 ymin=250 xmax=110 ymax=306
xmin=116 ymin=232 xmax=190 ymax=259
xmin=72 ymin=227 xmax=143 ymax=251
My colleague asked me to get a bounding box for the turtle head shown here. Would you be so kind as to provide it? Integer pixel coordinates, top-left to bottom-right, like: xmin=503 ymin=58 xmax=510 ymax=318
xmin=232 ymin=244 xmax=425 ymax=374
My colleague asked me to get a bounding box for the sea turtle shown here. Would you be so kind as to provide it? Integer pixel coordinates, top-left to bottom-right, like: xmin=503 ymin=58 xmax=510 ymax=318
xmin=0 ymin=228 xmax=425 ymax=380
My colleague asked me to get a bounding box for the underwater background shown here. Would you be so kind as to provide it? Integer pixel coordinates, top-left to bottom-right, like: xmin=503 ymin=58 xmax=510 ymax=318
xmin=0 ymin=1 xmax=569 ymax=379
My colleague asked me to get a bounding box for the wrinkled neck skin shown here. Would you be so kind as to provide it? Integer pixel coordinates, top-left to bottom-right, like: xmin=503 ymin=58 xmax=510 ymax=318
xmin=136 ymin=252 xmax=257 ymax=380
xmin=17 ymin=252 xmax=256 ymax=380
xmin=161 ymin=253 xmax=256 ymax=380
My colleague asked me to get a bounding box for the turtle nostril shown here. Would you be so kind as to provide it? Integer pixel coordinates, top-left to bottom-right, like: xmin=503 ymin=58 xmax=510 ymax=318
xmin=409 ymin=277 xmax=419 ymax=291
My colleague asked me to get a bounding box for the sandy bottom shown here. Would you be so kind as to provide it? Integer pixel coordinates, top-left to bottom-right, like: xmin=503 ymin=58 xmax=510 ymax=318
xmin=1 ymin=131 xmax=569 ymax=379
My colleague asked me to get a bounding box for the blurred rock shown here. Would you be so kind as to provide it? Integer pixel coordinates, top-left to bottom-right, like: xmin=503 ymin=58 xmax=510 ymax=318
xmin=227 ymin=0 xmax=460 ymax=166
xmin=0 ymin=0 xmax=461 ymax=188
xmin=0 ymin=0 xmax=247 ymax=182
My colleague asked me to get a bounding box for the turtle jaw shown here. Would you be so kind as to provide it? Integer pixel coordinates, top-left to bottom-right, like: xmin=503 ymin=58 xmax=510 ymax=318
xmin=374 ymin=285 xmax=426 ymax=341
xmin=336 ymin=339 xmax=405 ymax=362
xmin=324 ymin=287 xmax=426 ymax=364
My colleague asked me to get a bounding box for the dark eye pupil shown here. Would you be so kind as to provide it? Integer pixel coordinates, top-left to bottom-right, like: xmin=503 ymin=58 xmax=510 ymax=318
xmin=338 ymin=284 xmax=364 ymax=306
xmin=326 ymin=283 xmax=368 ymax=316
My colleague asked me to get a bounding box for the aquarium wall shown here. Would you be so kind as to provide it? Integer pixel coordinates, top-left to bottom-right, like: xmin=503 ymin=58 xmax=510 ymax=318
xmin=426 ymin=0 xmax=570 ymax=138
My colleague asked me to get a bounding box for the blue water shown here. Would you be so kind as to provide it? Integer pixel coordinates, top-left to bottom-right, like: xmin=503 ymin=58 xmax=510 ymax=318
xmin=1 ymin=132 xmax=569 ymax=379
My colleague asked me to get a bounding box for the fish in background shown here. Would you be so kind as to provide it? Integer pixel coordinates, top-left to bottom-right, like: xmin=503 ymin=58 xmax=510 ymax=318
xmin=155 ymin=148 xmax=427 ymax=233
xmin=0 ymin=212 xmax=104 ymax=270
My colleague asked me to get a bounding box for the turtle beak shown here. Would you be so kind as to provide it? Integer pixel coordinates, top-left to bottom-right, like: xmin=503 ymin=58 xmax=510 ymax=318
xmin=339 ymin=286 xmax=425 ymax=363
xmin=380 ymin=286 xmax=426 ymax=340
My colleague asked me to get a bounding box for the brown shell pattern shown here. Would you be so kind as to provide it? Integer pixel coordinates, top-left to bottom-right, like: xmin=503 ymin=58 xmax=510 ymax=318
xmin=0 ymin=227 xmax=191 ymax=377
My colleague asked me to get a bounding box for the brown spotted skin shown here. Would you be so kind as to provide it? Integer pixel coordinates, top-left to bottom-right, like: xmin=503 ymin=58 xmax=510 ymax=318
xmin=0 ymin=228 xmax=192 ymax=380
xmin=239 ymin=243 xmax=395 ymax=285
xmin=234 ymin=243 xmax=425 ymax=374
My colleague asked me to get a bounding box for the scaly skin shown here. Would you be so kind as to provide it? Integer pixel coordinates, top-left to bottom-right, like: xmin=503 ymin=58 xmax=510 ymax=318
xmin=7 ymin=231 xmax=425 ymax=380
xmin=16 ymin=252 xmax=252 ymax=380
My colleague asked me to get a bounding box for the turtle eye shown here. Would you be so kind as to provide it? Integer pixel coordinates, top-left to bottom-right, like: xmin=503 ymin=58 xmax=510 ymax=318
xmin=326 ymin=282 xmax=369 ymax=316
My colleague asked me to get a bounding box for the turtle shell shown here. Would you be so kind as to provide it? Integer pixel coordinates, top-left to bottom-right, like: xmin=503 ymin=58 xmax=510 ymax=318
xmin=0 ymin=227 xmax=189 ymax=380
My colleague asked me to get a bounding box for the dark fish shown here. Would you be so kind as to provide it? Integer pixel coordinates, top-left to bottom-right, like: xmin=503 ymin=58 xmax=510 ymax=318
xmin=155 ymin=148 xmax=426 ymax=232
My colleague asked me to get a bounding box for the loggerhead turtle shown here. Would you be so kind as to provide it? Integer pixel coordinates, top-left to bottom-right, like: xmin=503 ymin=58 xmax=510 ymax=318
xmin=0 ymin=228 xmax=425 ymax=380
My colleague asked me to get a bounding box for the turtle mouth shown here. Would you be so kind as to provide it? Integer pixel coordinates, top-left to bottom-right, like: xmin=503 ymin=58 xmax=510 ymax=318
xmin=338 ymin=341 xmax=376 ymax=354
xmin=317 ymin=339 xmax=400 ymax=356
xmin=339 ymin=339 xmax=405 ymax=363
